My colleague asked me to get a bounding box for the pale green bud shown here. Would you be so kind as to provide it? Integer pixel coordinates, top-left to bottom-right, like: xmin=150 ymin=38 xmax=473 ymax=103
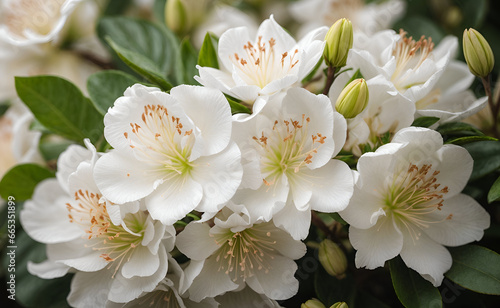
xmin=301 ymin=299 xmax=326 ymax=308
xmin=165 ymin=0 xmax=189 ymax=34
xmin=330 ymin=302 xmax=348 ymax=308
xmin=335 ymin=78 xmax=369 ymax=119
xmin=323 ymin=18 xmax=353 ymax=68
xmin=318 ymin=239 xmax=348 ymax=278
xmin=463 ymin=28 xmax=495 ymax=77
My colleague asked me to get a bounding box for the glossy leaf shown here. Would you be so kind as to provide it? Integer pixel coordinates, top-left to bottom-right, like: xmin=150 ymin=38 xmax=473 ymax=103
xmin=463 ymin=141 xmax=500 ymax=180
xmin=0 ymin=164 xmax=54 ymax=201
xmin=411 ymin=116 xmax=440 ymax=128
xmin=198 ymin=32 xmax=219 ymax=69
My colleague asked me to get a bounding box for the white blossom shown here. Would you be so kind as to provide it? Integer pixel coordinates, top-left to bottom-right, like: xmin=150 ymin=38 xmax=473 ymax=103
xmin=339 ymin=127 xmax=490 ymax=286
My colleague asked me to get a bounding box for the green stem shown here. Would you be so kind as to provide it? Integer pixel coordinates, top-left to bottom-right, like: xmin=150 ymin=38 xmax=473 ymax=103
xmin=482 ymin=75 xmax=499 ymax=138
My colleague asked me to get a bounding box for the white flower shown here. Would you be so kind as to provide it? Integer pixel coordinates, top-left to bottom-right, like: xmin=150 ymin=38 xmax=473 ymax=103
xmin=232 ymin=87 xmax=354 ymax=240
xmin=195 ymin=15 xmax=327 ymax=104
xmin=339 ymin=127 xmax=490 ymax=286
xmin=215 ymin=286 xmax=283 ymax=308
xmin=94 ymin=84 xmax=243 ymax=225
xmin=348 ymin=30 xmax=457 ymax=103
xmin=20 ymin=141 xmax=175 ymax=307
xmin=0 ymin=0 xmax=83 ymax=46
xmin=289 ymin=0 xmax=406 ymax=38
xmin=329 ymin=74 xmax=415 ymax=157
xmin=176 ymin=203 xmax=306 ymax=302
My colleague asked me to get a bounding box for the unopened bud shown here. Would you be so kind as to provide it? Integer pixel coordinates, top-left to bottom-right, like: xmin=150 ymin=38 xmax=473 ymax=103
xmin=324 ymin=18 xmax=353 ymax=68
xmin=330 ymin=302 xmax=348 ymax=308
xmin=335 ymin=78 xmax=369 ymax=118
xmin=463 ymin=28 xmax=494 ymax=77
xmin=165 ymin=0 xmax=189 ymax=34
xmin=301 ymin=299 xmax=326 ymax=308
xmin=318 ymin=239 xmax=347 ymax=278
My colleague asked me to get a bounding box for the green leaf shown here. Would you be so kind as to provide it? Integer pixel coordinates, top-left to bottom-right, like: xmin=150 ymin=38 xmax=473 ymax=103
xmin=15 ymin=76 xmax=104 ymax=143
xmin=104 ymin=0 xmax=133 ymax=15
xmin=411 ymin=116 xmax=440 ymax=128
xmin=106 ymin=37 xmax=173 ymax=91
xmin=446 ymin=135 xmax=498 ymax=145
xmin=488 ymin=175 xmax=500 ymax=203
xmin=153 ymin=0 xmax=167 ymax=24
xmin=446 ymin=245 xmax=500 ymax=295
xmin=437 ymin=122 xmax=483 ymax=136
xmin=177 ymin=38 xmax=199 ymax=85
xmin=301 ymin=57 xmax=324 ymax=83
xmin=198 ymin=32 xmax=219 ymax=69
xmin=87 ymin=70 xmax=140 ymax=115
xmin=39 ymin=137 xmax=75 ymax=162
xmin=98 ymin=16 xmax=179 ymax=87
xmin=389 ymin=257 xmax=442 ymax=308
xmin=345 ymin=69 xmax=365 ymax=87
xmin=463 ymin=141 xmax=500 ymax=180
xmin=226 ymin=95 xmax=251 ymax=115
xmin=0 ymin=164 xmax=54 ymax=201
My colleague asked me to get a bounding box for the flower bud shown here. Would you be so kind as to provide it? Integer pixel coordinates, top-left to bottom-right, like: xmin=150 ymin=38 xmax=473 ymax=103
xmin=463 ymin=28 xmax=495 ymax=77
xmin=318 ymin=239 xmax=348 ymax=278
xmin=165 ymin=0 xmax=189 ymax=34
xmin=330 ymin=302 xmax=348 ymax=308
xmin=335 ymin=78 xmax=369 ymax=118
xmin=323 ymin=18 xmax=353 ymax=68
xmin=301 ymin=299 xmax=326 ymax=308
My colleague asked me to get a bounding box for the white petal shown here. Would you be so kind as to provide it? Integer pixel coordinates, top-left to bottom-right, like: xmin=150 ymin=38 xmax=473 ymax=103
xmin=218 ymin=26 xmax=253 ymax=72
xmin=434 ymin=144 xmax=473 ymax=197
xmin=422 ymin=194 xmax=490 ymax=247
xmin=121 ymin=246 xmax=159 ymax=279
xmin=257 ymin=16 xmax=297 ymax=52
xmin=56 ymin=144 xmax=91 ymax=192
xmin=247 ymin=255 xmax=299 ymax=300
xmin=400 ymin=232 xmax=452 ymax=287
xmin=192 ymin=142 xmax=243 ymax=213
xmin=350 ymin=218 xmax=403 ymax=269
xmin=187 ymin=257 xmax=240 ymax=302
xmin=171 ymin=85 xmax=232 ymax=156
xmin=146 ymin=177 xmax=203 ymax=225
xmin=176 ymin=222 xmax=220 ymax=261
xmin=93 ymin=151 xmax=158 ymax=204
xmin=339 ymin=187 xmax=386 ymax=229
xmin=67 ymin=270 xmax=113 ymax=308
xmin=20 ymin=179 xmax=83 ymax=244
xmin=263 ymin=224 xmax=307 ymax=259
xmin=27 ymin=259 xmax=70 ymax=279
xmin=273 ymin=202 xmax=311 ymax=241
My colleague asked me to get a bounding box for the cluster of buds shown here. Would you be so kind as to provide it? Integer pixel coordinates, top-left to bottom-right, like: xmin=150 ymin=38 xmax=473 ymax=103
xmin=302 ymin=299 xmax=348 ymax=308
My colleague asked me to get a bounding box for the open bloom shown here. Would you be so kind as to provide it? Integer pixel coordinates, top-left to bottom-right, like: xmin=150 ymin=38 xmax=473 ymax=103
xmin=20 ymin=141 xmax=174 ymax=307
xmin=329 ymin=74 xmax=415 ymax=157
xmin=339 ymin=127 xmax=490 ymax=286
xmin=94 ymin=84 xmax=242 ymax=225
xmin=195 ymin=15 xmax=327 ymax=105
xmin=232 ymin=87 xmax=353 ymax=240
xmin=176 ymin=203 xmax=306 ymax=302
xmin=0 ymin=0 xmax=83 ymax=46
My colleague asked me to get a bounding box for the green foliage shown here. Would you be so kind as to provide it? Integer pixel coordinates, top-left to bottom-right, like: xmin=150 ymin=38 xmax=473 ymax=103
xmin=153 ymin=0 xmax=167 ymax=24
xmin=225 ymin=95 xmax=251 ymax=115
xmin=488 ymin=175 xmax=500 ymax=203
xmin=463 ymin=141 xmax=500 ymax=180
xmin=198 ymin=32 xmax=219 ymax=69
xmin=412 ymin=116 xmax=440 ymax=128
xmin=98 ymin=16 xmax=180 ymax=89
xmin=446 ymin=245 xmax=500 ymax=295
xmin=15 ymin=76 xmax=104 ymax=144
xmin=0 ymin=164 xmax=54 ymax=201
xmin=445 ymin=135 xmax=498 ymax=145
xmin=87 ymin=70 xmax=140 ymax=115
xmin=177 ymin=39 xmax=199 ymax=85
xmin=388 ymin=257 xmax=442 ymax=308
xmin=345 ymin=69 xmax=364 ymax=87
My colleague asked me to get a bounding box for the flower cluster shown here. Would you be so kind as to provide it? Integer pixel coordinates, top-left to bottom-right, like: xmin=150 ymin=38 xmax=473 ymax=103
xmin=3 ymin=1 xmax=497 ymax=307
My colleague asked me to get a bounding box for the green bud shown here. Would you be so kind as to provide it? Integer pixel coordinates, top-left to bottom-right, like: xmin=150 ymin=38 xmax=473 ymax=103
xmin=301 ymin=299 xmax=326 ymax=308
xmin=463 ymin=28 xmax=495 ymax=77
xmin=330 ymin=302 xmax=348 ymax=308
xmin=323 ymin=18 xmax=353 ymax=68
xmin=165 ymin=0 xmax=189 ymax=34
xmin=335 ymin=78 xmax=369 ymax=119
xmin=318 ymin=239 xmax=348 ymax=278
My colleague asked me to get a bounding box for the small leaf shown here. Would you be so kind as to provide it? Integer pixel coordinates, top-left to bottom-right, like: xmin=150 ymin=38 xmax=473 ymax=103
xmin=15 ymin=76 xmax=104 ymax=143
xmin=446 ymin=245 xmax=500 ymax=295
xmin=446 ymin=135 xmax=498 ymax=145
xmin=87 ymin=70 xmax=140 ymax=115
xmin=463 ymin=141 xmax=500 ymax=180
xmin=437 ymin=122 xmax=483 ymax=136
xmin=488 ymin=176 xmax=500 ymax=203
xmin=226 ymin=95 xmax=251 ymax=115
xmin=106 ymin=38 xmax=173 ymax=91
xmin=198 ymin=32 xmax=219 ymax=69
xmin=177 ymin=39 xmax=199 ymax=85
xmin=411 ymin=116 xmax=440 ymax=128
xmin=345 ymin=69 xmax=364 ymax=87
xmin=0 ymin=164 xmax=54 ymax=201
xmin=389 ymin=256 xmax=442 ymax=308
